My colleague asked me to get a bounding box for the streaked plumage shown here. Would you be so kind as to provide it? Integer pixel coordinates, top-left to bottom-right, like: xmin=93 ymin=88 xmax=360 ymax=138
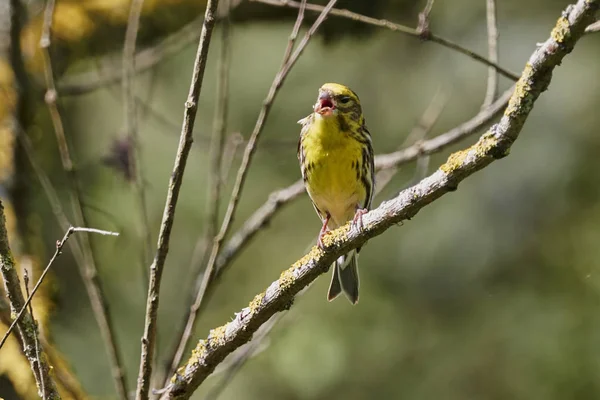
xmin=298 ymin=83 xmax=375 ymax=304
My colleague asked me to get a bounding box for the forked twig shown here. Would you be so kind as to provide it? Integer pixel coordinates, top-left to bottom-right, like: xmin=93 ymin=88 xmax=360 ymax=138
xmin=253 ymin=0 xmax=520 ymax=81
xmin=0 ymin=227 xmax=119 ymax=350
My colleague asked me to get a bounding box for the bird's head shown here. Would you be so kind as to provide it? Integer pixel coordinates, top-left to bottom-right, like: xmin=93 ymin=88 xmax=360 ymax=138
xmin=313 ymin=83 xmax=362 ymax=120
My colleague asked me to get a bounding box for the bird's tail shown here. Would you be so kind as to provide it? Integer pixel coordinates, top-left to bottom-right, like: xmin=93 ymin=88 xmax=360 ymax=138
xmin=327 ymin=249 xmax=360 ymax=304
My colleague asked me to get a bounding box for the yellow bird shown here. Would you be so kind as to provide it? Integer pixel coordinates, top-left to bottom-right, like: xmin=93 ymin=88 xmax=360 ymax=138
xmin=298 ymin=83 xmax=375 ymax=304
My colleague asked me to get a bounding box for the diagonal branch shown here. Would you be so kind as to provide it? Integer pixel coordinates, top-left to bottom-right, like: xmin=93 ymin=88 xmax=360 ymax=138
xmin=159 ymin=1 xmax=598 ymax=398
xmin=134 ymin=1 xmax=221 ymax=399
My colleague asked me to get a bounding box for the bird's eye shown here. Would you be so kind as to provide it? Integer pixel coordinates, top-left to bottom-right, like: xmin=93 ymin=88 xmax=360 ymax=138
xmin=339 ymin=96 xmax=351 ymax=104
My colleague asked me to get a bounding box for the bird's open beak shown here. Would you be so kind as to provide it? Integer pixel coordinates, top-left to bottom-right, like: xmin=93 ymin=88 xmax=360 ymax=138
xmin=314 ymin=92 xmax=335 ymax=116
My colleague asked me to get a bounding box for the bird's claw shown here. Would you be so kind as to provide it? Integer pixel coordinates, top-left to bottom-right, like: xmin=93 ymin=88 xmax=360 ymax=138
xmin=351 ymin=208 xmax=368 ymax=232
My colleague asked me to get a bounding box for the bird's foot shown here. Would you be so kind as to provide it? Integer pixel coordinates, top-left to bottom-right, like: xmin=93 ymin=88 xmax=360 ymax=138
xmin=351 ymin=208 xmax=368 ymax=232
xmin=317 ymin=214 xmax=331 ymax=249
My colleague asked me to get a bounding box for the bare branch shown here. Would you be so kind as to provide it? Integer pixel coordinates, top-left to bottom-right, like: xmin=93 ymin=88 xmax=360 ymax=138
xmin=482 ymin=0 xmax=499 ymax=108
xmin=22 ymin=268 xmax=45 ymax=400
xmin=134 ymin=0 xmax=221 ymax=398
xmin=123 ymin=0 xmax=152 ymax=286
xmin=252 ymin=0 xmax=520 ymax=81
xmin=374 ymin=86 xmax=512 ymax=170
xmin=416 ymin=0 xmax=435 ymax=37
xmin=380 ymin=88 xmax=449 ymax=189
xmin=0 ymin=200 xmax=60 ymax=399
xmin=158 ymin=2 xmax=598 ymax=397
xmin=39 ymin=1 xmax=129 ymax=398
xmin=162 ymin=0 xmax=327 ymax=383
xmin=158 ymin=0 xmax=234 ymax=387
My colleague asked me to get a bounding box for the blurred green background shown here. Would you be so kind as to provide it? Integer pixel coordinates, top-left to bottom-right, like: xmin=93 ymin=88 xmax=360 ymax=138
xmin=4 ymin=0 xmax=600 ymax=398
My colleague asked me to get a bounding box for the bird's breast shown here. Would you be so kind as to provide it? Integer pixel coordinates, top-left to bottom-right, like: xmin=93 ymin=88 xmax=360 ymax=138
xmin=302 ymin=122 xmax=366 ymax=226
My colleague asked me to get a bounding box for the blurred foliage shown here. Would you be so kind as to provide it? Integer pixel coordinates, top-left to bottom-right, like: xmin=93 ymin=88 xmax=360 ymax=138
xmin=1 ymin=0 xmax=600 ymax=399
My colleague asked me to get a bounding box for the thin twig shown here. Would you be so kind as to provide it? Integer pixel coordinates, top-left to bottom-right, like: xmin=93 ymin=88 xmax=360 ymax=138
xmin=416 ymin=0 xmax=435 ymax=37
xmin=23 ymin=268 xmax=46 ymax=400
xmin=159 ymin=3 xmax=599 ymax=396
xmin=40 ymin=1 xmax=129 ymax=398
xmin=482 ymin=0 xmax=499 ymax=108
xmin=123 ymin=0 xmax=152 ymax=286
xmin=252 ymin=0 xmax=520 ymax=81
xmin=0 ymin=200 xmax=61 ymax=398
xmin=162 ymin=0 xmax=322 ymax=382
xmin=16 ymin=129 xmax=86 ymax=272
xmin=374 ymin=86 xmax=512 ymax=169
xmin=134 ymin=1 xmax=221 ymax=399
xmin=215 ymin=86 xmax=511 ymax=274
xmin=377 ymin=88 xmax=449 ymax=190
xmin=189 ymin=0 xmax=233 ymax=278
xmin=219 ymin=132 xmax=245 ymax=183
xmin=0 ymin=227 xmax=119 ymax=350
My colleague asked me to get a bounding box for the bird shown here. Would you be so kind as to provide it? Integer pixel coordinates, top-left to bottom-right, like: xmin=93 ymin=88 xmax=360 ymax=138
xmin=297 ymin=83 xmax=375 ymax=304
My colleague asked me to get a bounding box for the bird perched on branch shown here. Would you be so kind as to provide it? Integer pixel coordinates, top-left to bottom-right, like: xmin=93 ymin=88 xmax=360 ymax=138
xmin=298 ymin=83 xmax=375 ymax=304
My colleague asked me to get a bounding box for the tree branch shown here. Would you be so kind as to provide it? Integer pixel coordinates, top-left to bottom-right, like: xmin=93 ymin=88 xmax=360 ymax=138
xmin=482 ymin=0 xmax=499 ymax=108
xmin=159 ymin=1 xmax=598 ymax=398
xmin=0 ymin=200 xmax=61 ymax=399
xmin=0 ymin=227 xmax=119 ymax=350
xmin=39 ymin=1 xmax=129 ymax=397
xmin=134 ymin=0 xmax=221 ymax=399
xmin=123 ymin=0 xmax=152 ymax=288
xmin=252 ymin=0 xmax=520 ymax=81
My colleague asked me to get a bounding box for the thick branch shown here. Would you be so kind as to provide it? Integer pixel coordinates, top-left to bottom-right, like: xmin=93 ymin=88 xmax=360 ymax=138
xmin=160 ymin=1 xmax=598 ymax=398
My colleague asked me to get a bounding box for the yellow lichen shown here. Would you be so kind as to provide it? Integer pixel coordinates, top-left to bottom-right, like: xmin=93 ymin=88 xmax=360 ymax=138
xmin=439 ymin=149 xmax=470 ymax=174
xmin=325 ymin=225 xmax=350 ymax=245
xmin=504 ymin=63 xmax=534 ymax=118
xmin=279 ymin=267 xmax=296 ymax=290
xmin=249 ymin=292 xmax=266 ymax=314
xmin=474 ymin=132 xmax=498 ymax=156
xmin=208 ymin=325 xmax=227 ymax=346
xmin=184 ymin=339 xmax=207 ymax=370
xmin=439 ymin=131 xmax=499 ymax=174
xmin=550 ymin=16 xmax=570 ymax=43
xmin=292 ymin=246 xmax=322 ymax=268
